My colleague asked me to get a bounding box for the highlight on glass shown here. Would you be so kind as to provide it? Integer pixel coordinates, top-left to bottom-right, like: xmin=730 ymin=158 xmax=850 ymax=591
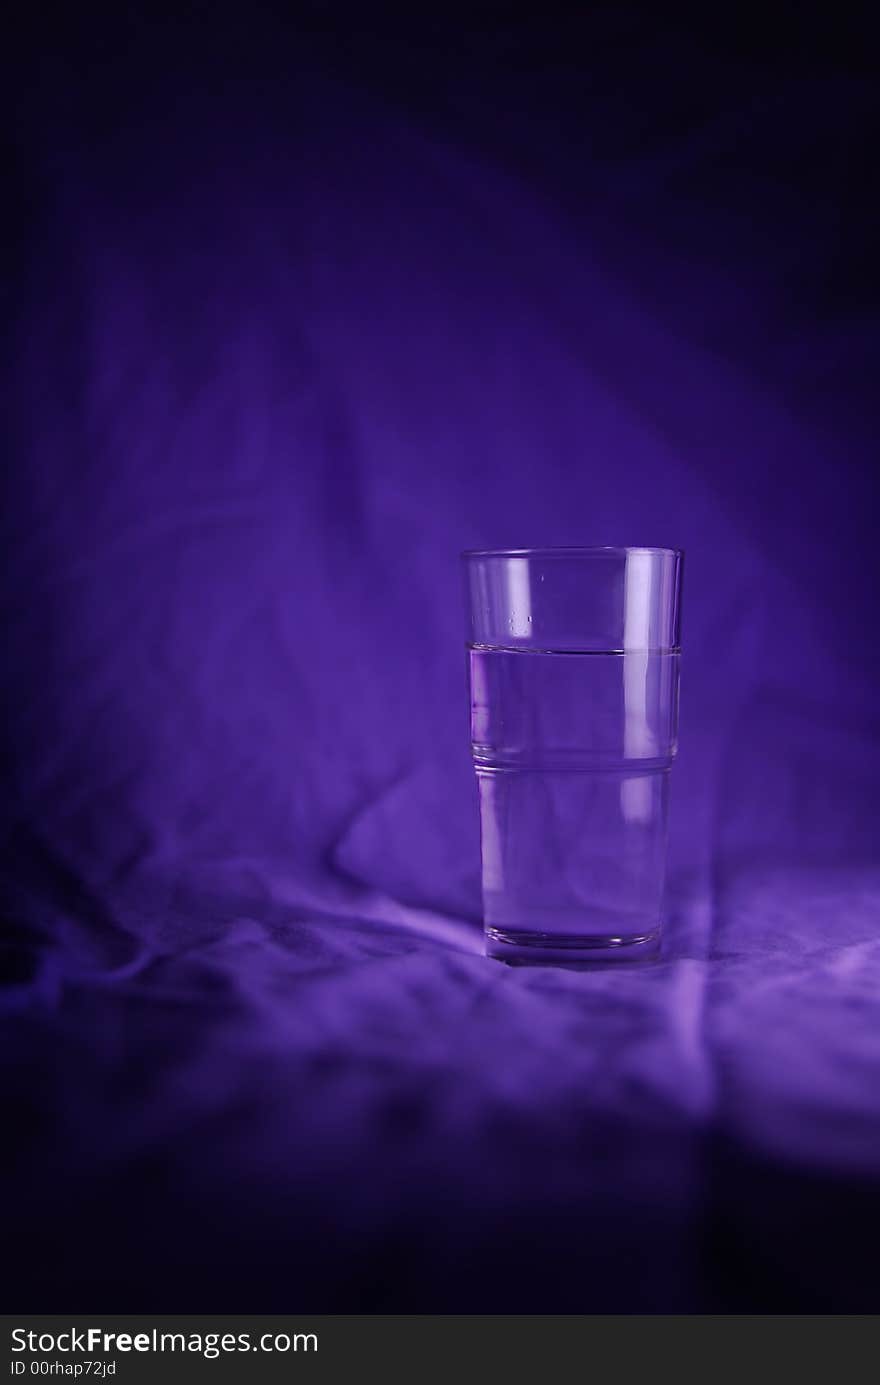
xmin=463 ymin=547 xmax=683 ymax=964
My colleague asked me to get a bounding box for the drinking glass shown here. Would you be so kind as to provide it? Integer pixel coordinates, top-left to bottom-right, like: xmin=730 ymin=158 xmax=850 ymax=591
xmin=463 ymin=547 xmax=683 ymax=963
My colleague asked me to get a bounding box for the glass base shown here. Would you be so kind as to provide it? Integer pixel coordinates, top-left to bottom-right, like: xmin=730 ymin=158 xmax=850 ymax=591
xmin=485 ymin=925 xmax=661 ymax=966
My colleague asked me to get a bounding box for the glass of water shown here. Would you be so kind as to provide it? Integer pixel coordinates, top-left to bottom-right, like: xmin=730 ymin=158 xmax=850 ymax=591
xmin=463 ymin=547 xmax=683 ymax=964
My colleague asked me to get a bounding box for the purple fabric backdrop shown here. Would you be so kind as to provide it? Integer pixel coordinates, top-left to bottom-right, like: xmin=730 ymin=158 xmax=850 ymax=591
xmin=3 ymin=7 xmax=879 ymax=1309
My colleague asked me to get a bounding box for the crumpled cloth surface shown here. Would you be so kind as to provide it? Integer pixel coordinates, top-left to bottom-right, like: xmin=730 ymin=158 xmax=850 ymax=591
xmin=3 ymin=11 xmax=879 ymax=1310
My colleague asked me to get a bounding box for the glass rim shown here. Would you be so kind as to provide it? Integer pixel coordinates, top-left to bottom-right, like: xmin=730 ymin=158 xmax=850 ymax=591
xmin=461 ymin=545 xmax=683 ymax=560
